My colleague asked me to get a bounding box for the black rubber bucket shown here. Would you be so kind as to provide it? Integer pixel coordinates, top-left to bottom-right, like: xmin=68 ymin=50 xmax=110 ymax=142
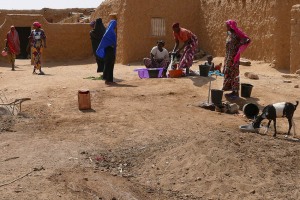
xmin=199 ymin=65 xmax=210 ymax=77
xmin=243 ymin=103 xmax=259 ymax=118
xmin=148 ymin=69 xmax=160 ymax=78
xmin=241 ymin=83 xmax=253 ymax=98
xmin=211 ymin=89 xmax=223 ymax=105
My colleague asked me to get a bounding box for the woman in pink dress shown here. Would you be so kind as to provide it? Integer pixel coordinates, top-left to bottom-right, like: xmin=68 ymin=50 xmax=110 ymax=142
xmin=223 ymin=20 xmax=251 ymax=99
xmin=6 ymin=26 xmax=20 ymax=71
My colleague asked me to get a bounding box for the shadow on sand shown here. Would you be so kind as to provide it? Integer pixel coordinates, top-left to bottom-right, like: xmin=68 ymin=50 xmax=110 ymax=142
xmin=188 ymin=75 xmax=215 ymax=88
xmin=106 ymin=82 xmax=137 ymax=88
xmin=80 ymin=108 xmax=96 ymax=113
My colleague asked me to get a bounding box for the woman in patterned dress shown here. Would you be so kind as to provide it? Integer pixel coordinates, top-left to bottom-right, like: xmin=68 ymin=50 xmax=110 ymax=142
xmin=28 ymin=22 xmax=47 ymax=75
xmin=223 ymin=20 xmax=250 ymax=99
xmin=172 ymin=23 xmax=198 ymax=75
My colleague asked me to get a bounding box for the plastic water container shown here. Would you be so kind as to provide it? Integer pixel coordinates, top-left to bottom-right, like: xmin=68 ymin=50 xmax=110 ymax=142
xmin=78 ymin=90 xmax=91 ymax=110
xmin=134 ymin=68 xmax=163 ymax=79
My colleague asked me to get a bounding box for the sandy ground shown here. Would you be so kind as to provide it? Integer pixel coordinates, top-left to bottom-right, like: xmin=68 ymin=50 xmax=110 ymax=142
xmin=0 ymin=57 xmax=300 ymax=200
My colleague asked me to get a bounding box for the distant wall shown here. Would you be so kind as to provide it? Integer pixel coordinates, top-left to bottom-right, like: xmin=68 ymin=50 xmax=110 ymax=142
xmin=121 ymin=0 xmax=201 ymax=64
xmin=0 ymin=14 xmax=92 ymax=64
xmin=90 ymin=0 xmax=126 ymax=63
xmin=0 ymin=8 xmax=94 ymax=24
xmin=92 ymin=0 xmax=201 ymax=64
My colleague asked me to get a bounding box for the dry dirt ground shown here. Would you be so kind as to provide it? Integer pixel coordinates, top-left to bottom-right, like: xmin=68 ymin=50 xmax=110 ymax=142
xmin=0 ymin=57 xmax=300 ymax=200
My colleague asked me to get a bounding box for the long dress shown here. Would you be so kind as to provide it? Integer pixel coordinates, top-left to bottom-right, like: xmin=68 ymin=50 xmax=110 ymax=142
xmin=29 ymin=29 xmax=46 ymax=71
xmin=96 ymin=20 xmax=117 ymax=83
xmin=222 ymin=31 xmax=241 ymax=92
xmin=90 ymin=18 xmax=106 ymax=72
xmin=173 ymin=28 xmax=198 ymax=69
xmin=6 ymin=30 xmax=20 ymax=65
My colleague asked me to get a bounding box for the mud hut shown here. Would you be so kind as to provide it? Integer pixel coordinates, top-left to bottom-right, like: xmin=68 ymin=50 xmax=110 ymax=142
xmin=0 ymin=12 xmax=92 ymax=63
xmin=92 ymin=0 xmax=300 ymax=73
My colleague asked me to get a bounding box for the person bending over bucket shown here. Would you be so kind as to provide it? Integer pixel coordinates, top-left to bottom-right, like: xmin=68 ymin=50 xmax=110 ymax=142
xmin=172 ymin=23 xmax=198 ymax=76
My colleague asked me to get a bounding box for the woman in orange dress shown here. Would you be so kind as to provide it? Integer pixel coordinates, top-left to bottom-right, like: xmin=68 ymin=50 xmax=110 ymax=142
xmin=172 ymin=23 xmax=198 ymax=75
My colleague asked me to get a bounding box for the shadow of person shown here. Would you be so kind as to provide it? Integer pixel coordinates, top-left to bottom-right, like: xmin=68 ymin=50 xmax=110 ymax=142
xmin=114 ymin=78 xmax=124 ymax=82
xmin=107 ymin=83 xmax=137 ymax=88
xmin=80 ymin=108 xmax=96 ymax=113
xmin=13 ymin=69 xmax=26 ymax=71
xmin=37 ymin=73 xmax=53 ymax=76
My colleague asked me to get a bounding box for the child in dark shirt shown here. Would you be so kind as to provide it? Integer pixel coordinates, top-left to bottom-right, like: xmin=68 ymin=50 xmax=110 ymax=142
xmin=204 ymin=55 xmax=215 ymax=71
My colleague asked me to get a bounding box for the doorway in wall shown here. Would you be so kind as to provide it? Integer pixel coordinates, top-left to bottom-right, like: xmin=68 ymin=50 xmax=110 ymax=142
xmin=15 ymin=27 xmax=31 ymax=59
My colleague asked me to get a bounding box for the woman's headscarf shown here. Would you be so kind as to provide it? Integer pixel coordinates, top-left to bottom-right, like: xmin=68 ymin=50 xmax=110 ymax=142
xmin=7 ymin=25 xmax=20 ymax=55
xmin=33 ymin=21 xmax=42 ymax=28
xmin=90 ymin=18 xmax=106 ymax=55
xmin=90 ymin=18 xmax=106 ymax=41
xmin=226 ymin=19 xmax=250 ymax=63
xmin=96 ymin=20 xmax=117 ymax=59
xmin=172 ymin=22 xmax=180 ymax=29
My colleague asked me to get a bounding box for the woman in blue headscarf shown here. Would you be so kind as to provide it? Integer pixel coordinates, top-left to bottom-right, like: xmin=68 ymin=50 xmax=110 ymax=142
xmin=96 ymin=20 xmax=117 ymax=85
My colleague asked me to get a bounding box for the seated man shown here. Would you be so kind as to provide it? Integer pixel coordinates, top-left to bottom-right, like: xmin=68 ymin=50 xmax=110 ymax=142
xmin=143 ymin=40 xmax=169 ymax=70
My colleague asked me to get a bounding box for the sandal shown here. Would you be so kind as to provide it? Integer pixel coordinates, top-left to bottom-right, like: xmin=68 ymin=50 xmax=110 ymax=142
xmin=229 ymin=95 xmax=239 ymax=100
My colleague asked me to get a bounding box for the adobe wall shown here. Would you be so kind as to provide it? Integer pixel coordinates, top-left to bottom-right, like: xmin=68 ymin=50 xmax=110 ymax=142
xmin=92 ymin=0 xmax=300 ymax=72
xmin=120 ymin=0 xmax=201 ymax=64
xmin=198 ymin=0 xmax=277 ymax=63
xmin=0 ymin=8 xmax=93 ymax=24
xmin=290 ymin=5 xmax=300 ymax=73
xmin=92 ymin=0 xmax=201 ymax=64
xmin=90 ymin=0 xmax=126 ymax=63
xmin=92 ymin=0 xmax=279 ymax=65
xmin=199 ymin=0 xmax=300 ymax=71
xmin=273 ymin=0 xmax=300 ymax=70
xmin=0 ymin=14 xmax=92 ymax=64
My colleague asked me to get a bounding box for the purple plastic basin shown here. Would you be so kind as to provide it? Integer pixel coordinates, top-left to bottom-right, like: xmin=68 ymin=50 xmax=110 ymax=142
xmin=134 ymin=68 xmax=163 ymax=79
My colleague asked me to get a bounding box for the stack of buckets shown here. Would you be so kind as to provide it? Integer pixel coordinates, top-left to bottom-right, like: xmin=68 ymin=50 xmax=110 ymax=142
xmin=199 ymin=64 xmax=254 ymax=105
xmin=199 ymin=64 xmax=224 ymax=105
